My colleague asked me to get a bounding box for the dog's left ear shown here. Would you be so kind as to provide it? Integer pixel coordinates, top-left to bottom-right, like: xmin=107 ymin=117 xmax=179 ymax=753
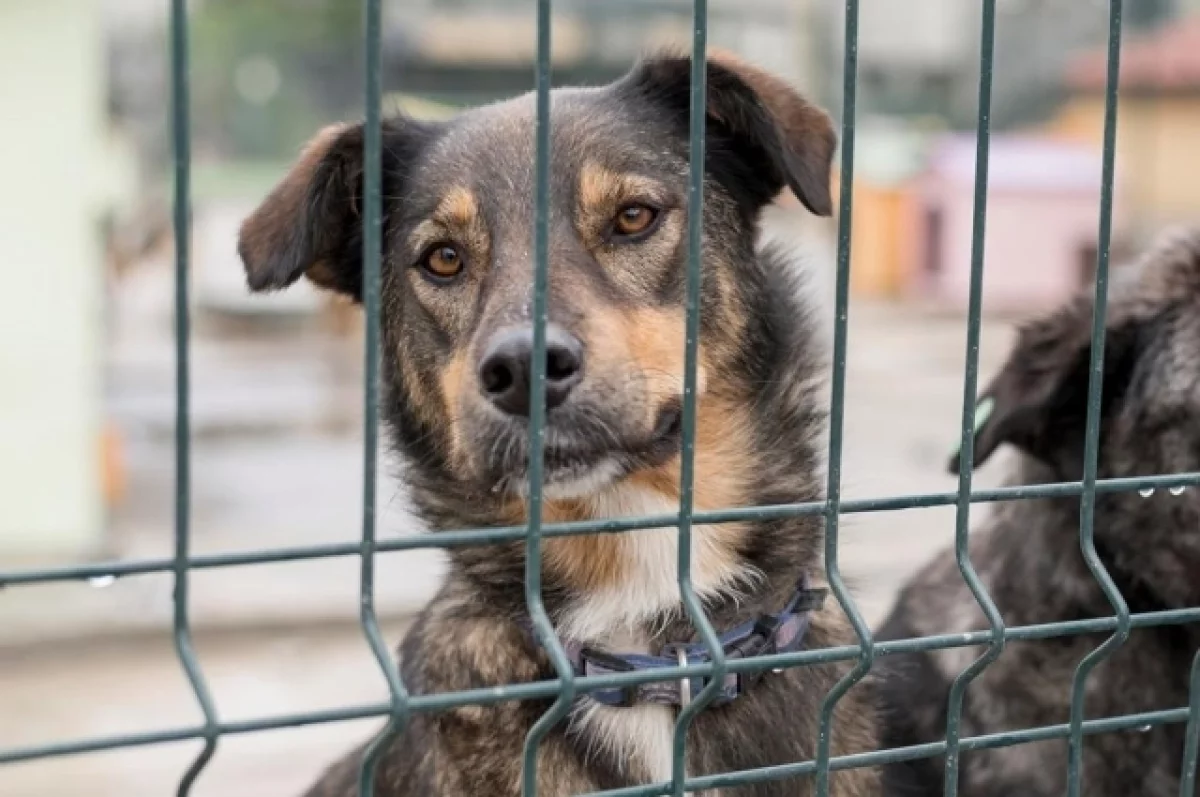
xmin=622 ymin=50 xmax=836 ymax=216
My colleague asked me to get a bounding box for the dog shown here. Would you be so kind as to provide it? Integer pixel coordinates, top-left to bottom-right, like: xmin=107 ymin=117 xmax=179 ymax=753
xmin=875 ymin=229 xmax=1200 ymax=796
xmin=237 ymin=50 xmax=881 ymax=796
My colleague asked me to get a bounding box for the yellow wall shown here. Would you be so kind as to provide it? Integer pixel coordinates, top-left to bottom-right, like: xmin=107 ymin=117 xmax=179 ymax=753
xmin=1050 ymin=94 xmax=1200 ymax=229
xmin=834 ymin=173 xmax=918 ymax=298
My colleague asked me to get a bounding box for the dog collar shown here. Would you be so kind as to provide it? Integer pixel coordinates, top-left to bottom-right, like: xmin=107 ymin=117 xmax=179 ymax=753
xmin=523 ymin=574 xmax=827 ymax=709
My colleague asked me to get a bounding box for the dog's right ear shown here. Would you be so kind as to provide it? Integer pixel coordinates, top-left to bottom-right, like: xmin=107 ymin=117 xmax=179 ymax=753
xmin=238 ymin=118 xmax=433 ymax=301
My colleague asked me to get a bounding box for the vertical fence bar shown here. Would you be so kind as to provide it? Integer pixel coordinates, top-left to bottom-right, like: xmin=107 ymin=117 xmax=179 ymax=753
xmin=1183 ymin=650 xmax=1200 ymax=797
xmin=521 ymin=1 xmax=577 ymax=794
xmin=814 ymin=1 xmax=872 ymax=794
xmin=668 ymin=3 xmax=728 ymax=795
xmin=356 ymin=0 xmax=410 ymax=793
xmin=169 ymin=0 xmax=219 ymax=793
xmin=941 ymin=2 xmax=1006 ymax=794
xmin=1066 ymin=2 xmax=1127 ymax=795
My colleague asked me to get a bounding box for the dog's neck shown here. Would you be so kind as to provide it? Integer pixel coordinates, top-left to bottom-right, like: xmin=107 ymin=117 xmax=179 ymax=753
xmin=444 ymin=392 xmax=825 ymax=652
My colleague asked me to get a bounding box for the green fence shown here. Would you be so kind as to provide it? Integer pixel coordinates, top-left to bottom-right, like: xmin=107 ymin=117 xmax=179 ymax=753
xmin=3 ymin=0 xmax=1200 ymax=796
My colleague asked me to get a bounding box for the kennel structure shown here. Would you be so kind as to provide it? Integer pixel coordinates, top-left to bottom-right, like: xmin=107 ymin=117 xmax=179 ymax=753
xmin=907 ymin=133 xmax=1130 ymax=316
xmin=0 ymin=3 xmax=1198 ymax=797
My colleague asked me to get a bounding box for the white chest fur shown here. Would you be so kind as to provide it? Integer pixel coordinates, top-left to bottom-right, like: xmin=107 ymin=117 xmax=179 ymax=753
xmin=558 ymin=484 xmax=755 ymax=790
xmin=557 ymin=485 xmax=758 ymax=641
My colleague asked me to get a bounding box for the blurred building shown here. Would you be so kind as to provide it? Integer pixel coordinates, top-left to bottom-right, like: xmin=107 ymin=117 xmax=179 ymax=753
xmin=390 ymin=0 xmax=817 ymax=105
xmin=839 ymin=121 xmax=932 ymax=299
xmin=100 ymin=0 xmax=821 ymax=172
xmin=815 ymin=0 xmax=1177 ymax=130
xmin=903 ymin=134 xmax=1129 ymax=316
xmin=1053 ymin=16 xmax=1200 ymax=235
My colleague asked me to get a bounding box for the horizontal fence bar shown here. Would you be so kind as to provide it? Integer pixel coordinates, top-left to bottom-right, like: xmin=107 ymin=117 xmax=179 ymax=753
xmin=584 ymin=707 xmax=1190 ymax=797
xmin=6 ymin=607 xmax=1198 ymax=766
xmin=2 ymin=696 xmax=1185 ymax=795
xmin=5 ymin=471 xmax=1198 ymax=588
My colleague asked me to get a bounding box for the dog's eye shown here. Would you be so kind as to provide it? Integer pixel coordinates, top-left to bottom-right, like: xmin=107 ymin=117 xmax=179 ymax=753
xmin=420 ymin=244 xmax=464 ymax=283
xmin=612 ymin=204 xmax=659 ymax=239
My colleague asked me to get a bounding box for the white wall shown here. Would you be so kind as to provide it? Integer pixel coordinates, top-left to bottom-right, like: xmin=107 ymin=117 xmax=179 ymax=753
xmin=0 ymin=0 xmax=107 ymax=558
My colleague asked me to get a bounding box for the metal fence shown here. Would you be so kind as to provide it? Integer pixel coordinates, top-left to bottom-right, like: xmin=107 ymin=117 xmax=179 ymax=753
xmin=2 ymin=0 xmax=1200 ymax=796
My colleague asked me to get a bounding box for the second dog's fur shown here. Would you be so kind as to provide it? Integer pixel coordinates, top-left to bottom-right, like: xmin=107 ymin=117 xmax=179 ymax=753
xmin=877 ymin=230 xmax=1200 ymax=797
xmin=239 ymin=51 xmax=880 ymax=796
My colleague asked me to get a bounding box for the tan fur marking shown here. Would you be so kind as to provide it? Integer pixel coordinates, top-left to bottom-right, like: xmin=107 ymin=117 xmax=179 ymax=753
xmin=543 ymin=502 xmax=627 ymax=592
xmin=435 ymin=186 xmax=480 ymax=227
xmin=623 ymin=306 xmax=709 ymax=400
xmin=438 ymin=350 xmax=470 ymax=464
xmin=579 ymin=162 xmax=626 ymax=211
xmin=422 ymin=611 xmax=541 ymax=729
xmin=576 ymin=162 xmax=676 ymax=253
xmin=629 ymin=393 xmax=754 ymax=509
xmin=578 ymin=163 xmax=667 ymax=212
xmin=580 ymin=305 xmax=708 ymax=428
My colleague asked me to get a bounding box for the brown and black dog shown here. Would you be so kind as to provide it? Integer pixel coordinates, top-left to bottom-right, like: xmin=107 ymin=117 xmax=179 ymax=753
xmin=877 ymin=229 xmax=1200 ymax=797
xmin=238 ymin=51 xmax=880 ymax=796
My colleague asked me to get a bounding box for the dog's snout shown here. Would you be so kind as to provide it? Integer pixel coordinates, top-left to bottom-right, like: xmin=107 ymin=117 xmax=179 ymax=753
xmin=478 ymin=325 xmax=584 ymax=417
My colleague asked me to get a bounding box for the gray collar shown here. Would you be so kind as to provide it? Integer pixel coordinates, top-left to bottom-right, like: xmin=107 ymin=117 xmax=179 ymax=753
xmin=524 ymin=574 xmax=826 ymax=708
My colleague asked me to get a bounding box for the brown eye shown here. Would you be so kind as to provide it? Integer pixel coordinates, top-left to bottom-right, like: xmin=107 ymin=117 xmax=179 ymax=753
xmin=613 ymin=204 xmax=659 ymax=238
xmin=422 ymin=244 xmax=464 ymax=282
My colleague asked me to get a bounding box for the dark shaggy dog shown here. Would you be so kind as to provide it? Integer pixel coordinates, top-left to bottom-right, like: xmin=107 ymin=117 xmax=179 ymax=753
xmin=238 ymin=51 xmax=880 ymax=796
xmin=876 ymin=229 xmax=1200 ymax=797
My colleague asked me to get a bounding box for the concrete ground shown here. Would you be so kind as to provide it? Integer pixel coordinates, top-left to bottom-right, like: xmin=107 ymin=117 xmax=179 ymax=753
xmin=0 ymin=209 xmax=1022 ymax=796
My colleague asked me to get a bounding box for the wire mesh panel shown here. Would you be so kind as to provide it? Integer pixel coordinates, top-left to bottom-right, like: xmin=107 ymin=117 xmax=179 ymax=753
xmin=2 ymin=1 xmax=1200 ymax=796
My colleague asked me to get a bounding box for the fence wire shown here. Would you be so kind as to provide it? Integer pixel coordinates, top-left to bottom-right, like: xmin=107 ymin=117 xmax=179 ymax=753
xmin=2 ymin=1 xmax=1200 ymax=796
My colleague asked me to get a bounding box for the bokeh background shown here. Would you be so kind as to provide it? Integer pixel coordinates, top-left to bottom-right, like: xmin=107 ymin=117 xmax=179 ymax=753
xmin=3 ymin=0 xmax=1200 ymax=794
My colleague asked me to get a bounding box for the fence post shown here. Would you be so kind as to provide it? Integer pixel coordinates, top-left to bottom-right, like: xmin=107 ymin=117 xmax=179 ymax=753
xmin=169 ymin=0 xmax=220 ymax=792
xmin=667 ymin=3 xmax=732 ymax=795
xmin=355 ymin=0 xmax=411 ymax=794
xmin=520 ymin=1 xmax=579 ymax=794
xmin=941 ymin=2 xmax=1006 ymax=793
xmin=814 ymin=0 xmax=874 ymax=793
xmin=1066 ymin=3 xmax=1129 ymax=794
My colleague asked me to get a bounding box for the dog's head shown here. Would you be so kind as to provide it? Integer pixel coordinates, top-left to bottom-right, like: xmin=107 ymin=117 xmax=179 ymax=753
xmin=238 ymin=51 xmax=835 ymax=506
xmin=953 ymin=228 xmax=1200 ymax=484
xmin=955 ymin=230 xmax=1200 ymax=606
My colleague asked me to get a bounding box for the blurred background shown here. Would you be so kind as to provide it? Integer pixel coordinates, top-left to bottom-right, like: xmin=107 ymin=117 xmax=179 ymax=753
xmin=4 ymin=0 xmax=1200 ymax=794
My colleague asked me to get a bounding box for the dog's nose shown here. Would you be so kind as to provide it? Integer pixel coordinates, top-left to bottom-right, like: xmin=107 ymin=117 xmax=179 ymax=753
xmin=478 ymin=325 xmax=584 ymax=417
